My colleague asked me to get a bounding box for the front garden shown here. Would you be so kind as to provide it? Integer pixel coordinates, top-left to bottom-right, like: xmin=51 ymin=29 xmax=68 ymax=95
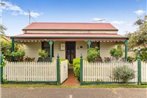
xmin=72 ymin=44 xmax=147 ymax=85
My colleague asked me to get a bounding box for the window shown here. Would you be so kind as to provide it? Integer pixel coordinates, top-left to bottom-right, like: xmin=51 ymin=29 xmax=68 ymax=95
xmin=41 ymin=42 xmax=54 ymax=57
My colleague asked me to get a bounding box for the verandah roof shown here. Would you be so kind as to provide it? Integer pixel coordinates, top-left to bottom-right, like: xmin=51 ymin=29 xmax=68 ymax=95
xmin=12 ymin=33 xmax=128 ymax=42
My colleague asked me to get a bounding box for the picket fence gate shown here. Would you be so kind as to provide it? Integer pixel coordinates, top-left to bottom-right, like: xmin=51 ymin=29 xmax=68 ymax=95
xmin=60 ymin=60 xmax=68 ymax=83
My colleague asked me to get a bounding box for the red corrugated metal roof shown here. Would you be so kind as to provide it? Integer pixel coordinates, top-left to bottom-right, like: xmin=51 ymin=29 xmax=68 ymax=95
xmin=23 ymin=22 xmax=118 ymax=31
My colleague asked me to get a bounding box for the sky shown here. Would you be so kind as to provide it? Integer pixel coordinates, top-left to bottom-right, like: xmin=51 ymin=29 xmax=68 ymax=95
xmin=0 ymin=0 xmax=147 ymax=36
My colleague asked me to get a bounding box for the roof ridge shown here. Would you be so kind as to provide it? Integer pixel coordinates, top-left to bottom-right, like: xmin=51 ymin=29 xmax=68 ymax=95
xmin=31 ymin=22 xmax=112 ymax=24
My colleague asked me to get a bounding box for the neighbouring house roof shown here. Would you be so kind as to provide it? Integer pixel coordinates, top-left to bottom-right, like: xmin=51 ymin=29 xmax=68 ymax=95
xmin=23 ymin=22 xmax=118 ymax=31
xmin=0 ymin=35 xmax=10 ymax=42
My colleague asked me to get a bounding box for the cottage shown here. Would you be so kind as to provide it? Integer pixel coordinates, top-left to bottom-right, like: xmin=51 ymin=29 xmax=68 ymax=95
xmin=11 ymin=22 xmax=128 ymax=62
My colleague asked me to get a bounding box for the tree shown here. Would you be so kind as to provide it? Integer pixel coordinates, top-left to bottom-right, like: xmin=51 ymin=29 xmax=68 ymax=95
xmin=128 ymin=16 xmax=147 ymax=48
xmin=127 ymin=16 xmax=147 ymax=61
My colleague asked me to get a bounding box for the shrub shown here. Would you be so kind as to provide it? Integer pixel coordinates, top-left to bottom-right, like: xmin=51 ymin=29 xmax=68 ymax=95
xmin=140 ymin=48 xmax=147 ymax=62
xmin=73 ymin=58 xmax=80 ymax=80
xmin=112 ymin=65 xmax=135 ymax=83
xmin=38 ymin=49 xmax=48 ymax=58
xmin=73 ymin=58 xmax=80 ymax=65
xmin=11 ymin=50 xmax=25 ymax=61
xmin=127 ymin=56 xmax=135 ymax=63
xmin=104 ymin=57 xmax=111 ymax=62
xmin=87 ymin=48 xmax=100 ymax=62
xmin=24 ymin=57 xmax=35 ymax=62
xmin=0 ymin=55 xmax=6 ymax=67
xmin=110 ymin=45 xmax=123 ymax=60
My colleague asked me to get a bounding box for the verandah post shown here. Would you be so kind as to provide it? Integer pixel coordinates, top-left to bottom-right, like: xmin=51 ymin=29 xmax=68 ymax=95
xmin=137 ymin=48 xmax=141 ymax=85
xmin=124 ymin=40 xmax=128 ymax=61
xmin=87 ymin=40 xmax=91 ymax=48
xmin=80 ymin=54 xmax=83 ymax=85
xmin=56 ymin=54 xmax=60 ymax=85
xmin=49 ymin=41 xmax=53 ymax=62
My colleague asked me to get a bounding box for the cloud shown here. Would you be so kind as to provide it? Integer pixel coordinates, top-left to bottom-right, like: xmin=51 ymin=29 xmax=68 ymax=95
xmin=1 ymin=1 xmax=41 ymax=18
xmin=134 ymin=9 xmax=145 ymax=16
xmin=111 ymin=21 xmax=137 ymax=35
xmin=93 ymin=18 xmax=106 ymax=22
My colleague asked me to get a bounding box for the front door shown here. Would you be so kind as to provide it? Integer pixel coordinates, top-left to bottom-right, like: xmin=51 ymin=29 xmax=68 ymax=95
xmin=66 ymin=42 xmax=76 ymax=63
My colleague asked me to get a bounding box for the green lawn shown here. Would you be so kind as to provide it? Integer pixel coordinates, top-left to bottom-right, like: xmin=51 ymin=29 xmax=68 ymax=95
xmin=1 ymin=83 xmax=147 ymax=88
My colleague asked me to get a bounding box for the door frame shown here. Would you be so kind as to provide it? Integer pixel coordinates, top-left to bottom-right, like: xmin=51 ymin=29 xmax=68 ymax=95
xmin=65 ymin=41 xmax=76 ymax=63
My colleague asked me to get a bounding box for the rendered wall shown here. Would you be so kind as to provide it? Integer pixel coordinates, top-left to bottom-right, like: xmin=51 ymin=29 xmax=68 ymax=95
xmin=24 ymin=42 xmax=41 ymax=61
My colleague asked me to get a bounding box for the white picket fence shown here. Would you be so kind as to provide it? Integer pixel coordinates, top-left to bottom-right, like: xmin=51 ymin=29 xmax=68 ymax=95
xmin=83 ymin=61 xmax=147 ymax=83
xmin=60 ymin=60 xmax=68 ymax=83
xmin=3 ymin=61 xmax=57 ymax=82
xmin=141 ymin=62 xmax=147 ymax=82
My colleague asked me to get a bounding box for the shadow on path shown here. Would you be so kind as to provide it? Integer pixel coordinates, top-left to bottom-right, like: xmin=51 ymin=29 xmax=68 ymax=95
xmin=63 ymin=69 xmax=80 ymax=86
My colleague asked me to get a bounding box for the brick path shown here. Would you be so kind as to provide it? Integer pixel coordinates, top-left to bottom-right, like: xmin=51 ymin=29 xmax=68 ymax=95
xmin=63 ymin=69 xmax=80 ymax=86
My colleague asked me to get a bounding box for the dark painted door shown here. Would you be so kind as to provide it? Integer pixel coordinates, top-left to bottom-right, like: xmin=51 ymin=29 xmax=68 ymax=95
xmin=66 ymin=42 xmax=76 ymax=63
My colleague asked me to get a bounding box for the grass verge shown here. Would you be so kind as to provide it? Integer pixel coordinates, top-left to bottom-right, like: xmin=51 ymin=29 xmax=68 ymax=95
xmin=1 ymin=83 xmax=147 ymax=88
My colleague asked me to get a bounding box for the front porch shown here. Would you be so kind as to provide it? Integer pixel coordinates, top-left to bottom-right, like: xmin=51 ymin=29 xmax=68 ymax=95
xmin=11 ymin=38 xmax=128 ymax=63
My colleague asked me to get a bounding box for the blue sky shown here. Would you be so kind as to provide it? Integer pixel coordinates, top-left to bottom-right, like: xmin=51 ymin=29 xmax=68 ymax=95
xmin=1 ymin=0 xmax=147 ymax=36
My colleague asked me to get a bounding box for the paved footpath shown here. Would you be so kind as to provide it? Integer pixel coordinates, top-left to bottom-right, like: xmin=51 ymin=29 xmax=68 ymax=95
xmin=1 ymin=88 xmax=147 ymax=98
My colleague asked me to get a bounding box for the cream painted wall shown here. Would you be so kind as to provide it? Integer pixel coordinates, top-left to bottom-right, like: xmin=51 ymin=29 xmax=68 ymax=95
xmin=100 ymin=42 xmax=115 ymax=59
xmin=54 ymin=41 xmax=66 ymax=59
xmin=76 ymin=41 xmax=87 ymax=58
xmin=24 ymin=42 xmax=41 ymax=61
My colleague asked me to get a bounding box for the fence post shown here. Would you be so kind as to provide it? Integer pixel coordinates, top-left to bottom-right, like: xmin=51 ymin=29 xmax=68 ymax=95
xmin=0 ymin=54 xmax=3 ymax=84
xmin=137 ymin=48 xmax=141 ymax=85
xmin=80 ymin=55 xmax=83 ymax=85
xmin=11 ymin=37 xmax=15 ymax=61
xmin=124 ymin=40 xmax=128 ymax=61
xmin=56 ymin=54 xmax=60 ymax=85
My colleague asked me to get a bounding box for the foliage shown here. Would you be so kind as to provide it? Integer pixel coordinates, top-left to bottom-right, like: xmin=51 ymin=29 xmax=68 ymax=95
xmin=112 ymin=65 xmax=135 ymax=83
xmin=128 ymin=16 xmax=147 ymax=49
xmin=11 ymin=50 xmax=25 ymax=61
xmin=0 ymin=36 xmax=11 ymax=55
xmin=24 ymin=57 xmax=35 ymax=62
xmin=73 ymin=58 xmax=80 ymax=80
xmin=0 ymin=36 xmax=24 ymax=61
xmin=140 ymin=48 xmax=147 ymax=62
xmin=131 ymin=48 xmax=147 ymax=62
xmin=73 ymin=58 xmax=80 ymax=65
xmin=127 ymin=56 xmax=135 ymax=63
xmin=110 ymin=45 xmax=123 ymax=60
xmin=87 ymin=48 xmax=100 ymax=62
xmin=104 ymin=57 xmax=111 ymax=63
xmin=38 ymin=49 xmax=48 ymax=58
xmin=0 ymin=55 xmax=6 ymax=67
